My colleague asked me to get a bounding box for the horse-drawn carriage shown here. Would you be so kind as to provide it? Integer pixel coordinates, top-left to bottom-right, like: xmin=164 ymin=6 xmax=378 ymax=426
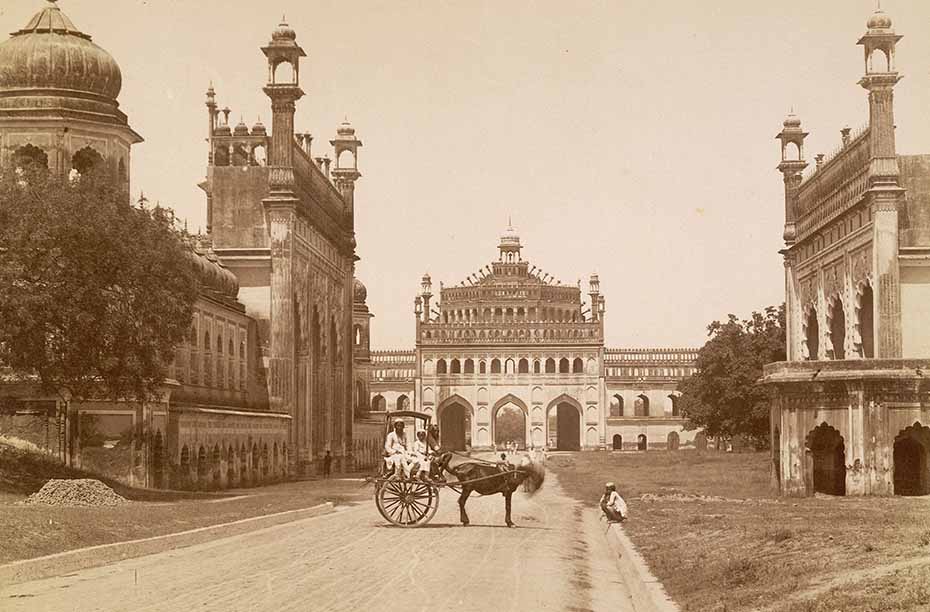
xmin=369 ymin=410 xmax=546 ymax=528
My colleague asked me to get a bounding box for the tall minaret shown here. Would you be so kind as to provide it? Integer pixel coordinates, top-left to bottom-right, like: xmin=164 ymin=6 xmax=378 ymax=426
xmin=330 ymin=120 xmax=362 ymax=224
xmin=858 ymin=7 xmax=904 ymax=358
xmin=260 ymin=19 xmax=306 ymax=445
xmin=588 ymin=274 xmax=601 ymax=322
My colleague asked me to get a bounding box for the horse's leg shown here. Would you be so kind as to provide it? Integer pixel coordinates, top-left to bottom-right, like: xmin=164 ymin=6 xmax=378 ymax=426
xmin=459 ymin=487 xmax=472 ymax=526
xmin=504 ymin=489 xmax=514 ymax=527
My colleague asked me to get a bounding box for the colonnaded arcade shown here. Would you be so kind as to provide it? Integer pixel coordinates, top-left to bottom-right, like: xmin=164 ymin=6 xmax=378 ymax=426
xmin=354 ymin=227 xmax=701 ymax=453
xmin=764 ymin=8 xmax=930 ymax=497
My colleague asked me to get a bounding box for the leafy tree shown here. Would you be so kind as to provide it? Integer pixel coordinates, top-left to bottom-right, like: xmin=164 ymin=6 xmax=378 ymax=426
xmin=678 ymin=304 xmax=786 ymax=447
xmin=0 ymin=168 xmax=198 ymax=404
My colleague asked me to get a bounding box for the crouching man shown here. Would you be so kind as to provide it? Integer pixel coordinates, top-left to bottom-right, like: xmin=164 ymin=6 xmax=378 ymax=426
xmin=600 ymin=482 xmax=628 ymax=523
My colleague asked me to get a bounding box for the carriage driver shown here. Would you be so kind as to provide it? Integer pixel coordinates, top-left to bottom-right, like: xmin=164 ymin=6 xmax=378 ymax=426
xmin=384 ymin=419 xmax=413 ymax=480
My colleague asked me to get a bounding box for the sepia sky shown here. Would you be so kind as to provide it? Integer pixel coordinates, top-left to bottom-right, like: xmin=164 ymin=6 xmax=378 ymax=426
xmin=3 ymin=0 xmax=929 ymax=350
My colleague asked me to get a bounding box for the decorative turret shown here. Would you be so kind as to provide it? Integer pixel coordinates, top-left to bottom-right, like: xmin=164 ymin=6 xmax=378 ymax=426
xmin=776 ymin=113 xmax=808 ymax=245
xmin=420 ymin=274 xmax=433 ymax=323
xmin=330 ymin=119 xmax=362 ymax=222
xmin=261 ymin=18 xmax=305 ymax=182
xmin=498 ymin=221 xmax=522 ymax=263
xmin=588 ymin=274 xmax=601 ymax=322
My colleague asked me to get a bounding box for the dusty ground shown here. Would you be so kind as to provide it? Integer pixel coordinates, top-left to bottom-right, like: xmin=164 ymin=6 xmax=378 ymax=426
xmin=0 ymin=443 xmax=374 ymax=564
xmin=549 ymin=450 xmax=930 ymax=612
xmin=0 ymin=475 xmax=634 ymax=612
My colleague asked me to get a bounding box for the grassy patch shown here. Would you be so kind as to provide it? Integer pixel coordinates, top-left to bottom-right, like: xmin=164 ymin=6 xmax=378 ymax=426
xmin=0 ymin=443 xmax=369 ymax=564
xmin=549 ymin=451 xmax=930 ymax=612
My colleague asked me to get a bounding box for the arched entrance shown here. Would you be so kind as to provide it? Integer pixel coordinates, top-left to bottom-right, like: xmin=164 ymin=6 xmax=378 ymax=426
xmin=439 ymin=401 xmax=470 ymax=451
xmin=637 ymin=434 xmax=647 ymax=451
xmin=807 ymin=423 xmax=846 ymax=495
xmin=612 ymin=434 xmax=623 ymax=450
xmin=667 ymin=431 xmax=680 ymax=450
xmin=547 ymin=398 xmax=581 ymax=451
xmin=894 ymin=423 xmax=930 ymax=496
xmin=494 ymin=403 xmax=526 ymax=450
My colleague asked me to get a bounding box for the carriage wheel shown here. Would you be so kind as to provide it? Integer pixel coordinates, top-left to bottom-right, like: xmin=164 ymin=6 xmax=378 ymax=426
xmin=375 ymin=479 xmax=439 ymax=527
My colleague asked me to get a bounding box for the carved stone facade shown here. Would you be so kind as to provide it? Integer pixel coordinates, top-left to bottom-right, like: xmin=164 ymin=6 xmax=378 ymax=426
xmin=764 ymin=9 xmax=930 ymax=497
xmin=353 ymin=228 xmax=699 ymax=452
xmin=203 ymin=20 xmax=359 ymax=475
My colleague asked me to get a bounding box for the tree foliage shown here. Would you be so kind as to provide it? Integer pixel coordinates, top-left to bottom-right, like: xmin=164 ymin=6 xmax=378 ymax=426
xmin=677 ymin=304 xmax=786 ymax=447
xmin=0 ymin=168 xmax=198 ymax=403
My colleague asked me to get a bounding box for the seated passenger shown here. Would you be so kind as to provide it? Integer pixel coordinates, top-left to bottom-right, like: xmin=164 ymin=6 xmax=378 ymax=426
xmin=411 ymin=430 xmax=431 ymax=482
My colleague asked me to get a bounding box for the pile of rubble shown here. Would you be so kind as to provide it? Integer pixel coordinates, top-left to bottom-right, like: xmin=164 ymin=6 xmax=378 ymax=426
xmin=21 ymin=479 xmax=129 ymax=507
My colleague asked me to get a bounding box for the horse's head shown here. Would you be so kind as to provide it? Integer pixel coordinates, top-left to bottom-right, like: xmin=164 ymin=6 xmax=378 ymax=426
xmin=517 ymin=455 xmax=546 ymax=495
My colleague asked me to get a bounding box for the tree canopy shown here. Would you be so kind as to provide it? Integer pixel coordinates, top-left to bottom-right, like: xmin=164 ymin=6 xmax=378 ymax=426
xmin=0 ymin=168 xmax=198 ymax=403
xmin=677 ymin=304 xmax=786 ymax=447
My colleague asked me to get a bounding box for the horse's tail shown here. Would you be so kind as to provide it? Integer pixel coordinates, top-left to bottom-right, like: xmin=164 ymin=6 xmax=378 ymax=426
xmin=519 ymin=455 xmax=546 ymax=495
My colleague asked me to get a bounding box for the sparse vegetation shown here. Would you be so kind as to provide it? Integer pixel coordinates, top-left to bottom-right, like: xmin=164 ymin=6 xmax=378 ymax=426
xmin=550 ymin=451 xmax=930 ymax=612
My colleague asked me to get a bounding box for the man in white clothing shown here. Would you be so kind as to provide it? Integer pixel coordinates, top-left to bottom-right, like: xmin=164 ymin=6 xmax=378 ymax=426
xmin=600 ymin=482 xmax=628 ymax=523
xmin=384 ymin=420 xmax=412 ymax=479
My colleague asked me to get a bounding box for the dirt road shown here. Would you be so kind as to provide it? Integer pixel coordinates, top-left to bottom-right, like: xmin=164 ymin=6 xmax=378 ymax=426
xmin=0 ymin=477 xmax=635 ymax=611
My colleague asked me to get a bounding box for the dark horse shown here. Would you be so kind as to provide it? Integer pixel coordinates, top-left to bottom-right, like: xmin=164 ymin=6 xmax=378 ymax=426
xmin=435 ymin=453 xmax=545 ymax=527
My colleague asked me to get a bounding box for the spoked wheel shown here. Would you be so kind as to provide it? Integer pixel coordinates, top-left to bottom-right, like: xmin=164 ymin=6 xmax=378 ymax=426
xmin=375 ymin=479 xmax=440 ymax=527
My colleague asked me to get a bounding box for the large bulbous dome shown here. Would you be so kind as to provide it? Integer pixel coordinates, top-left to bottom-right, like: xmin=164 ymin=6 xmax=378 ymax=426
xmin=0 ymin=1 xmax=122 ymax=100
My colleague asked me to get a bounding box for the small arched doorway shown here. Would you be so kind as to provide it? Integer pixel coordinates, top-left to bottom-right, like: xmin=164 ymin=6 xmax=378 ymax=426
xmin=549 ymin=402 xmax=580 ymax=451
xmin=858 ymin=285 xmax=874 ymax=359
xmin=612 ymin=434 xmax=623 ymax=450
xmin=637 ymin=434 xmax=647 ymax=451
xmin=494 ymin=403 xmax=526 ymax=450
xmin=807 ymin=423 xmax=846 ymax=495
xmin=667 ymin=431 xmax=680 ymax=451
xmin=893 ymin=423 xmax=930 ymax=496
xmin=440 ymin=403 xmax=470 ymax=451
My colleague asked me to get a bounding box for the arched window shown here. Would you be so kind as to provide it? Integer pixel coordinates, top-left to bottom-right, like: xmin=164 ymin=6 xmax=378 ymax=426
xmin=545 ymin=358 xmax=556 ymax=374
xmin=518 ymin=358 xmax=529 ymax=374
xmin=479 ymin=360 xmax=487 ymax=374
xmin=805 ymin=308 xmax=819 ymax=361
xmin=71 ymin=146 xmax=105 ymax=176
xmin=272 ymin=59 xmax=297 ymax=84
xmin=635 ymin=394 xmax=649 ymax=417
xmin=436 ymin=359 xmax=447 ymax=374
xmin=610 ymin=395 xmax=624 ymax=417
xmin=491 ymin=358 xmax=502 ymax=374
xmin=354 ymin=325 xmax=362 ymax=346
xmin=559 ymin=358 xmax=570 ymax=374
xmin=217 ymin=333 xmax=223 ymax=354
xmin=505 ymin=358 xmax=515 ymax=374
xmin=396 ymin=395 xmax=409 ymax=411
xmin=669 ymin=395 xmax=680 ymax=417
xmin=12 ymin=144 xmax=48 ymax=172
xmin=204 ymin=331 xmax=211 ymax=352
xmin=372 ymin=395 xmax=386 ymax=411
xmin=829 ymin=299 xmax=845 ymax=360
xmin=464 ymin=358 xmax=475 ymax=374
xmin=533 ymin=360 xmax=541 ymax=374
xmin=858 ymin=285 xmax=874 ymax=359
xmin=450 ymin=359 xmax=461 ymax=374
xmin=572 ymin=358 xmax=583 ymax=373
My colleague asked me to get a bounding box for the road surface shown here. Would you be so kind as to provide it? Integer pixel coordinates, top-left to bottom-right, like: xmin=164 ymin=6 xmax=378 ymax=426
xmin=1 ymin=477 xmax=635 ymax=612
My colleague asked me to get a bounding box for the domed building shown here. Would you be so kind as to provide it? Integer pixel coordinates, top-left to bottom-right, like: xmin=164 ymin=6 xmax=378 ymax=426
xmin=0 ymin=0 xmax=142 ymax=180
xmin=0 ymin=1 xmax=291 ymax=492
